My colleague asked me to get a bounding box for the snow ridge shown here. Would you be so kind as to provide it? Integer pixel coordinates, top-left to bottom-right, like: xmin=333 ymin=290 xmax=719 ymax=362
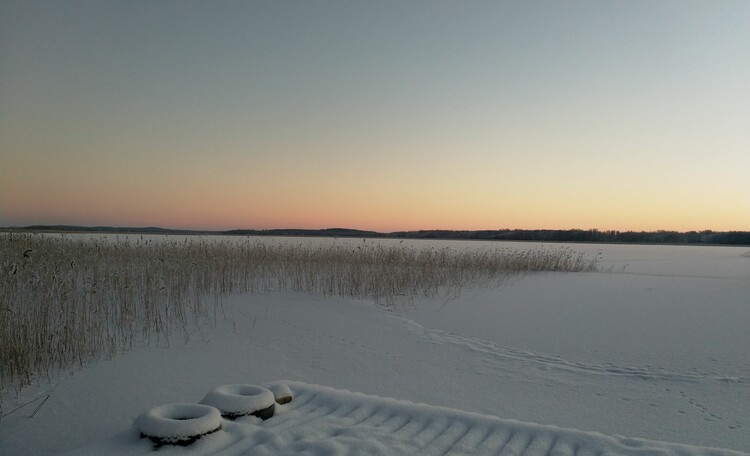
xmin=227 ymin=382 xmax=749 ymax=456
xmin=65 ymin=382 xmax=748 ymax=456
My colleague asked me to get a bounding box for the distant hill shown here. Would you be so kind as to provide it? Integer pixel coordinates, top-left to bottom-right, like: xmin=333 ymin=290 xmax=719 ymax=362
xmin=9 ymin=225 xmax=205 ymax=235
xmin=2 ymin=225 xmax=749 ymax=245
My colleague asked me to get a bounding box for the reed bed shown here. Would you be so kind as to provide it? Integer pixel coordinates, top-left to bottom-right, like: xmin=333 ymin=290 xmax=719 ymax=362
xmin=0 ymin=233 xmax=599 ymax=410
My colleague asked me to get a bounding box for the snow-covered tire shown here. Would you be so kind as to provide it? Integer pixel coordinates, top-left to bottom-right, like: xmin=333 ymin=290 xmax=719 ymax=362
xmin=200 ymin=384 xmax=275 ymax=420
xmin=266 ymin=382 xmax=293 ymax=405
xmin=135 ymin=403 xmax=222 ymax=447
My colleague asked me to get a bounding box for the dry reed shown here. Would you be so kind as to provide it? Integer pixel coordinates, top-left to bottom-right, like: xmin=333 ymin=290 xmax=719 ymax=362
xmin=0 ymin=233 xmax=599 ymax=413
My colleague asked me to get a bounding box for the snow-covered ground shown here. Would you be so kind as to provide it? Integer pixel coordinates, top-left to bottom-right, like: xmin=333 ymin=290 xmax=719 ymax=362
xmin=65 ymin=382 xmax=747 ymax=456
xmin=1 ymin=239 xmax=748 ymax=454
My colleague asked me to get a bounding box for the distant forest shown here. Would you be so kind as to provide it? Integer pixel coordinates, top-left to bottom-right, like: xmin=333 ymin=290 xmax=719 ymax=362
xmin=386 ymin=229 xmax=750 ymax=245
xmin=5 ymin=225 xmax=750 ymax=246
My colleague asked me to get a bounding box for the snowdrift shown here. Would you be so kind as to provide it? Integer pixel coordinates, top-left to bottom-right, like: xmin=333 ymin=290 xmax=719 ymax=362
xmin=65 ymin=381 xmax=746 ymax=456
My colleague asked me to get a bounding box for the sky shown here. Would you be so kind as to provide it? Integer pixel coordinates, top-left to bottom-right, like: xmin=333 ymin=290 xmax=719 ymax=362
xmin=1 ymin=1 xmax=748 ymax=232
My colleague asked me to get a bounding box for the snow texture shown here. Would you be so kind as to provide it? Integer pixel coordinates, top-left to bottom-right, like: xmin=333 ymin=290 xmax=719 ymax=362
xmin=199 ymin=385 xmax=274 ymax=416
xmin=67 ymin=381 xmax=747 ymax=455
xmin=134 ymin=403 xmax=221 ymax=440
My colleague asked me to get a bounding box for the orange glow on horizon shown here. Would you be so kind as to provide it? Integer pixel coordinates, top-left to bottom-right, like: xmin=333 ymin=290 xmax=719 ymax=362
xmin=4 ymin=185 xmax=747 ymax=233
xmin=3 ymin=144 xmax=748 ymax=233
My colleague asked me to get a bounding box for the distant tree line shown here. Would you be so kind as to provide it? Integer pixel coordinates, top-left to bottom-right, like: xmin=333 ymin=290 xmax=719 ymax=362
xmin=5 ymin=226 xmax=750 ymax=246
xmin=385 ymin=229 xmax=750 ymax=245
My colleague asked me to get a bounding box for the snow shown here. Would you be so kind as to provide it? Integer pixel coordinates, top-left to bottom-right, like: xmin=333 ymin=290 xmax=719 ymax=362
xmin=134 ymin=403 xmax=222 ymax=441
xmin=199 ymin=385 xmax=274 ymax=417
xmin=65 ymin=381 xmax=747 ymax=456
xmin=0 ymin=238 xmax=747 ymax=455
xmin=265 ymin=382 xmax=293 ymax=404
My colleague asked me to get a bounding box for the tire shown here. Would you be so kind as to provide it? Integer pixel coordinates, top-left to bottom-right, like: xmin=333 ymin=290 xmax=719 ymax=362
xmin=135 ymin=403 xmax=222 ymax=447
xmin=266 ymin=382 xmax=293 ymax=405
xmin=200 ymin=384 xmax=276 ymax=420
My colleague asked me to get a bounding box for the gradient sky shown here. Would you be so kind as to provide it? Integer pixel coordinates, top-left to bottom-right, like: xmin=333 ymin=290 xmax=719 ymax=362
xmin=1 ymin=1 xmax=748 ymax=232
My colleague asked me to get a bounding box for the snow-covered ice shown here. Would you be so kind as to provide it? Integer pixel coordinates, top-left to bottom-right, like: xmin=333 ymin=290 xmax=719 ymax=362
xmin=0 ymin=239 xmax=747 ymax=455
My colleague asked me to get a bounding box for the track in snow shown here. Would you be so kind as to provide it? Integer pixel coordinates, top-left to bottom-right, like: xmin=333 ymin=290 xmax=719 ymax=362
xmin=391 ymin=315 xmax=750 ymax=385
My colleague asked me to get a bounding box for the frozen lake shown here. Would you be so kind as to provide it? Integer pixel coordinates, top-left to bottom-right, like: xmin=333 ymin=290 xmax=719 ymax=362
xmin=1 ymin=235 xmax=748 ymax=454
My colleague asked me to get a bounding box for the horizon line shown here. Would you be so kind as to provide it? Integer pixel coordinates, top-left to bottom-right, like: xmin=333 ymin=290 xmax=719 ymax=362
xmin=2 ymin=224 xmax=748 ymax=235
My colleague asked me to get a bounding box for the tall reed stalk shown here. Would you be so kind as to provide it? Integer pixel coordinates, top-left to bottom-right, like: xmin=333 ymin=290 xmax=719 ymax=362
xmin=0 ymin=233 xmax=599 ymax=413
